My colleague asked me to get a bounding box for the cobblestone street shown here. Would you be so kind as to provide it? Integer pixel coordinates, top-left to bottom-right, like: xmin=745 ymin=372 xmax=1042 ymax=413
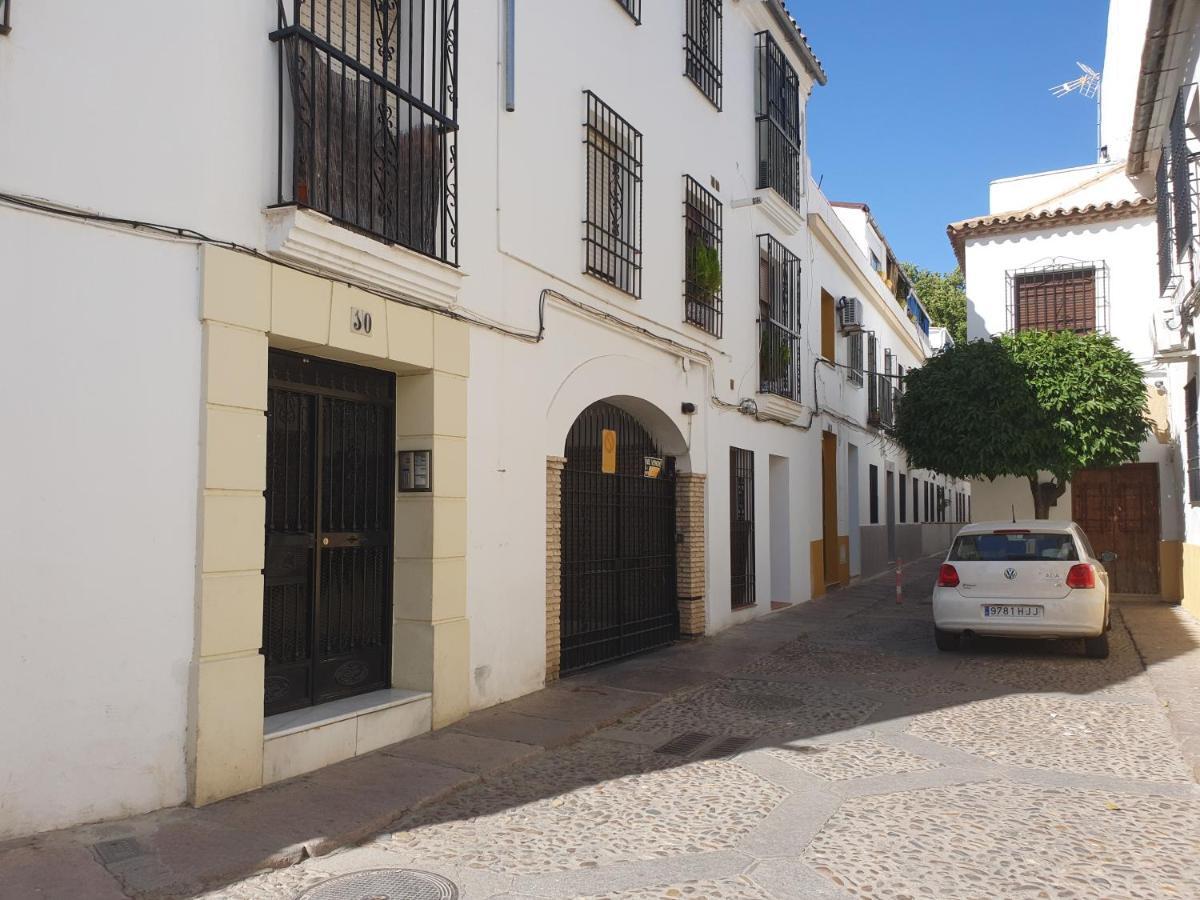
xmin=197 ymin=555 xmax=1200 ymax=900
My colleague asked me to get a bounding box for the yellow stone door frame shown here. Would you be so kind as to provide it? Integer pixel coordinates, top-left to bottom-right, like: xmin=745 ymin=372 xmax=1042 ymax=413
xmin=190 ymin=246 xmax=470 ymax=805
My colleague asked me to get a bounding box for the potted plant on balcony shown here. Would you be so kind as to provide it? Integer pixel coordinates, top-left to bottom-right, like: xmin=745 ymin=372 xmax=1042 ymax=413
xmin=760 ymin=324 xmax=793 ymax=395
xmin=688 ymin=243 xmax=722 ymax=307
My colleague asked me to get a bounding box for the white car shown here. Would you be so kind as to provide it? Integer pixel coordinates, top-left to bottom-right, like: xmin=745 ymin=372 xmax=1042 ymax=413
xmin=932 ymin=521 xmax=1115 ymax=659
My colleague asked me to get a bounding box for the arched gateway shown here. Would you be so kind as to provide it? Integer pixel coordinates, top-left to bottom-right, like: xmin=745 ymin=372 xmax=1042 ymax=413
xmin=559 ymin=401 xmax=680 ymax=673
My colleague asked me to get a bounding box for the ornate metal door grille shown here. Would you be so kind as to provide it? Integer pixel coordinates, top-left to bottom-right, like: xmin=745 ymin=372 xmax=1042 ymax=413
xmin=263 ymin=350 xmax=395 ymax=716
xmin=561 ymin=402 xmax=678 ymax=674
xmin=730 ymin=447 xmax=756 ymax=608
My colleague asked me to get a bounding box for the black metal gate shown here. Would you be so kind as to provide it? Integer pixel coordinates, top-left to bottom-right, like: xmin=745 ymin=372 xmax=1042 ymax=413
xmin=561 ymin=401 xmax=678 ymax=674
xmin=262 ymin=350 xmax=395 ymax=716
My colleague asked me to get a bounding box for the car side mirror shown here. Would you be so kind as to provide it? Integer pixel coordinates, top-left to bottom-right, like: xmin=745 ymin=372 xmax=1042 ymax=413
xmin=1100 ymin=551 xmax=1118 ymax=563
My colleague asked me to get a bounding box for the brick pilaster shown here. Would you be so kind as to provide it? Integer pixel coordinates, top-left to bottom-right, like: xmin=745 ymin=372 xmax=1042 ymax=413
xmin=545 ymin=456 xmax=566 ymax=683
xmin=676 ymin=472 xmax=707 ymax=638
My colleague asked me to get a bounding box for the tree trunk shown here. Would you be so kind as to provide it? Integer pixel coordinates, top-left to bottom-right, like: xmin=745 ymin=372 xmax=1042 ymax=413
xmin=1028 ymin=476 xmax=1066 ymax=520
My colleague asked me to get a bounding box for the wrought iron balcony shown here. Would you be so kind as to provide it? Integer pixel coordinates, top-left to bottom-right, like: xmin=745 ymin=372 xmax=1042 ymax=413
xmin=755 ymin=32 xmax=803 ymax=210
xmin=271 ymin=0 xmax=459 ymax=266
xmin=759 ymin=319 xmax=801 ymax=402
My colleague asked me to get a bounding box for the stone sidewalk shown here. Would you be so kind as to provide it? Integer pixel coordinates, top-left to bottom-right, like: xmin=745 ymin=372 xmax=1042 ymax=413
xmin=4 ymin=555 xmax=1200 ymax=899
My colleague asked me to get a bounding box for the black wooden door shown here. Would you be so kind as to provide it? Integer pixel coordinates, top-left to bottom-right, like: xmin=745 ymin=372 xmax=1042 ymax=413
xmin=263 ymin=350 xmax=395 ymax=716
xmin=561 ymin=401 xmax=678 ymax=674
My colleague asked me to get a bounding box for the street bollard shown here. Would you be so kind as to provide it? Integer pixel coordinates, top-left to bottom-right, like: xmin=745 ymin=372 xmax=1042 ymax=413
xmin=895 ymin=558 xmax=903 ymax=604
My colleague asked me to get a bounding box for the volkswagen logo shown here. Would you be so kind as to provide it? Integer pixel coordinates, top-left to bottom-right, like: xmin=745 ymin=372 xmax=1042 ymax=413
xmin=1004 ymin=568 xmax=1018 ymax=581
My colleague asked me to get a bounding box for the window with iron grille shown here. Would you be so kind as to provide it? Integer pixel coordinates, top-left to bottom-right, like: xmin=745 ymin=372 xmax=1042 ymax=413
xmin=584 ymin=91 xmax=644 ymax=297
xmin=1187 ymin=378 xmax=1200 ymax=503
xmin=912 ymin=477 xmax=919 ymax=523
xmin=1171 ymin=86 xmax=1195 ymax=262
xmin=937 ymin=486 xmax=945 ymax=522
xmin=1157 ymin=148 xmax=1175 ymax=295
xmin=754 ymin=31 xmax=803 ymax=210
xmin=685 ymin=0 xmax=722 ymax=109
xmin=880 ymin=350 xmax=895 ymax=428
xmin=846 ymin=331 xmax=864 ymax=386
xmin=684 ymin=175 xmax=723 ymax=335
xmin=758 ymin=235 xmax=802 ymax=400
xmin=730 ymin=447 xmax=756 ymax=609
xmin=613 ymin=0 xmax=641 ymax=24
xmin=868 ymin=464 xmax=879 ymax=524
xmin=272 ymin=0 xmax=459 ymax=265
xmin=899 ymin=473 xmax=907 ymax=523
xmin=866 ymin=332 xmax=880 ymax=424
xmin=1007 ymin=262 xmax=1108 ymax=334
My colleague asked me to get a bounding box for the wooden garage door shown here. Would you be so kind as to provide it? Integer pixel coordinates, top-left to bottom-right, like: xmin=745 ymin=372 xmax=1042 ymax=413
xmin=1071 ymin=464 xmax=1160 ymax=595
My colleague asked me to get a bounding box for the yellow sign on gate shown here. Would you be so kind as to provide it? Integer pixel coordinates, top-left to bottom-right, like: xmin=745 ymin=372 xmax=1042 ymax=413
xmin=601 ymin=428 xmax=617 ymax=474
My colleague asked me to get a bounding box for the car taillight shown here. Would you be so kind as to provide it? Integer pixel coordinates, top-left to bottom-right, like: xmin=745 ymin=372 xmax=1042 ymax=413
xmin=1066 ymin=564 xmax=1095 ymax=589
xmin=938 ymin=564 xmax=960 ymax=588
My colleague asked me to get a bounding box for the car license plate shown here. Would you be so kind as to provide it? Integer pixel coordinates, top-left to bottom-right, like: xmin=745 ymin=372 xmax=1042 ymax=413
xmin=983 ymin=605 xmax=1043 ymax=618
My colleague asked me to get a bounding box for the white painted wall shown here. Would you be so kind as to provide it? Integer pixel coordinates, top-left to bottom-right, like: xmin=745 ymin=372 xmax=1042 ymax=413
xmin=963 ymin=215 xmax=1159 ymax=361
xmin=0 ymin=210 xmax=201 ymax=839
xmin=0 ymin=0 xmax=970 ymax=833
xmin=988 ymin=164 xmax=1145 ymax=215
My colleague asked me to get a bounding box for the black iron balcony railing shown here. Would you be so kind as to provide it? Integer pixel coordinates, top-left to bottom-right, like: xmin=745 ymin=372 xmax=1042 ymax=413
xmin=867 ymin=373 xmax=896 ymax=429
xmin=755 ymin=32 xmax=803 ymax=210
xmin=759 ymin=319 xmax=801 ymax=402
xmin=271 ymin=0 xmax=459 ymax=266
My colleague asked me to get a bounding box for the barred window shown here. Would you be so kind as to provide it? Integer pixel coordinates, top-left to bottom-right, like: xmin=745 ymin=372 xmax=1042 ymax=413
xmin=730 ymin=447 xmax=756 ymax=609
xmin=1158 ymin=148 xmax=1174 ymax=295
xmin=1187 ymin=379 xmax=1200 ymax=503
xmin=869 ymin=464 xmax=879 ymax=524
xmin=881 ymin=350 xmax=895 ymax=428
xmin=758 ymin=235 xmax=803 ymax=401
xmin=584 ymin=91 xmax=644 ymax=297
xmin=685 ymin=0 xmax=722 ymax=109
xmin=613 ymin=0 xmax=641 ymax=24
xmin=684 ymin=176 xmax=723 ymax=336
xmin=912 ymin=477 xmax=920 ymax=523
xmin=866 ymin=332 xmax=880 ymax=424
xmin=899 ymin=473 xmax=907 ymax=523
xmin=1171 ymin=86 xmax=1195 ymax=261
xmin=1007 ymin=262 xmax=1108 ymax=334
xmin=755 ymin=31 xmax=803 ymax=210
xmin=846 ymin=331 xmax=864 ymax=387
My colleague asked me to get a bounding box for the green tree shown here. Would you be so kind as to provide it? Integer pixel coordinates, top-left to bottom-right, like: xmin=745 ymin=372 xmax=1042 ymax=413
xmin=902 ymin=263 xmax=967 ymax=346
xmin=895 ymin=331 xmax=1149 ymax=519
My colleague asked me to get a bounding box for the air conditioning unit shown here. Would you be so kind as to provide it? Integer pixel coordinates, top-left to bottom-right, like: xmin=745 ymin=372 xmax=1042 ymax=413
xmin=838 ymin=296 xmax=864 ymax=333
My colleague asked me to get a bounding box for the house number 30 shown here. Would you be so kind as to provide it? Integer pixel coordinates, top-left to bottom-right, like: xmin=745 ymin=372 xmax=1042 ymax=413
xmin=350 ymin=307 xmax=373 ymax=336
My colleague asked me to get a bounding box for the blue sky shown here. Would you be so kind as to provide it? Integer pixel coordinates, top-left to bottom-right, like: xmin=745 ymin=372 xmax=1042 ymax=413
xmin=788 ymin=1 xmax=1109 ymax=272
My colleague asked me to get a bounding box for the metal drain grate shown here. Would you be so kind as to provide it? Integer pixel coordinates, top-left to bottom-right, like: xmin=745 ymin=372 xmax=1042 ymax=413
xmin=299 ymin=869 xmax=458 ymax=900
xmin=92 ymin=838 xmax=145 ymax=866
xmin=705 ymin=736 xmax=754 ymax=758
xmin=654 ymin=731 xmax=713 ymax=756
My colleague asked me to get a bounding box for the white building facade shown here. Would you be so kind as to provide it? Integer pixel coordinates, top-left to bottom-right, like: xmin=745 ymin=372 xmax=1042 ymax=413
xmin=0 ymin=0 xmax=965 ymax=839
xmin=948 ymin=0 xmax=1185 ymax=601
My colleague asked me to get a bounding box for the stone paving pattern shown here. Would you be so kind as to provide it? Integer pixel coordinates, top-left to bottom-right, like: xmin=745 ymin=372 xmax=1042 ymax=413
xmin=6 ymin=554 xmax=1200 ymax=899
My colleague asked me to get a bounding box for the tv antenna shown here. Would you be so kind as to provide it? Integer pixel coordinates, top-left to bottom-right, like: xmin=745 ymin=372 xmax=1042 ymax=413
xmin=1050 ymin=62 xmax=1106 ymax=162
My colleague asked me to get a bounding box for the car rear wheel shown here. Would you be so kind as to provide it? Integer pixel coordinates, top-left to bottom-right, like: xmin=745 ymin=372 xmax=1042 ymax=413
xmin=1084 ymin=632 xmax=1109 ymax=659
xmin=934 ymin=627 xmax=961 ymax=651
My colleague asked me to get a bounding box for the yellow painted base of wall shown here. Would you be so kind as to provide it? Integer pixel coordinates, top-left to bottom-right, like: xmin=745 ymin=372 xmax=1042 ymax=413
xmin=1161 ymin=540 xmax=1183 ymax=603
xmin=1181 ymin=542 xmax=1200 ymax=619
xmin=810 ymin=541 xmax=825 ymax=599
